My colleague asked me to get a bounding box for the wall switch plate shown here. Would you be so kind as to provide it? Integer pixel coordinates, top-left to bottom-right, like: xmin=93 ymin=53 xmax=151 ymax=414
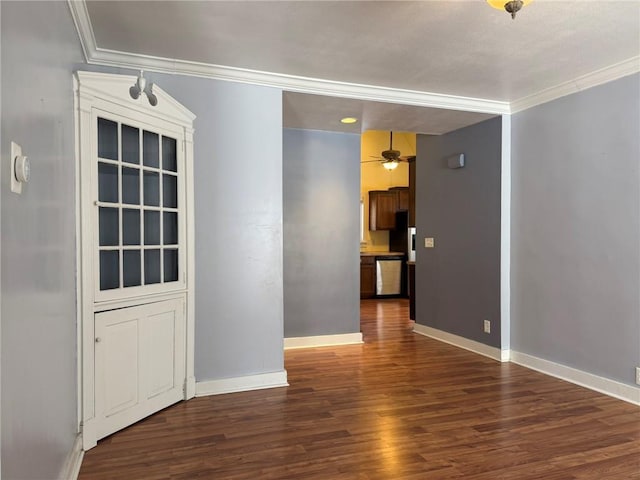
xmin=10 ymin=141 xmax=23 ymax=194
xmin=483 ymin=320 xmax=491 ymax=334
xmin=424 ymin=237 xmax=434 ymax=248
xmin=636 ymin=367 xmax=640 ymax=386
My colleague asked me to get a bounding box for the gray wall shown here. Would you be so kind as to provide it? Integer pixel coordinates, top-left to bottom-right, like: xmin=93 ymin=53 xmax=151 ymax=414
xmin=511 ymin=74 xmax=640 ymax=386
xmin=140 ymin=74 xmax=285 ymax=380
xmin=85 ymin=61 xmax=286 ymax=381
xmin=283 ymin=129 xmax=360 ymax=338
xmin=415 ymin=117 xmax=502 ymax=348
xmin=1 ymin=2 xmax=84 ymax=478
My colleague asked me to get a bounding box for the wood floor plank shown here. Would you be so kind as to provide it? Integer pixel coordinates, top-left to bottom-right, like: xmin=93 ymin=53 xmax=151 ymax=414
xmin=79 ymin=299 xmax=640 ymax=479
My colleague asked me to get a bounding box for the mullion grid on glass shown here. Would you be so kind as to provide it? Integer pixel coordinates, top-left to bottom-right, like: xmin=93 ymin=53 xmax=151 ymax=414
xmin=141 ymin=129 xmax=162 ymax=286
xmin=139 ymin=127 xmax=145 ymax=286
xmin=118 ymin=123 xmax=124 ymax=290
xmin=97 ymin=118 xmax=121 ymax=291
xmin=159 ymin=137 xmax=165 ymax=284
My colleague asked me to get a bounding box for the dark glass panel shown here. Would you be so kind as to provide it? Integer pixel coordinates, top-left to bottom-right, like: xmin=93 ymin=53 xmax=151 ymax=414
xmin=99 ymin=250 xmax=119 ymax=290
xmin=98 ymin=163 xmax=118 ymax=203
xmin=98 ymin=118 xmax=118 ymax=160
xmin=144 ymin=210 xmax=160 ymax=245
xmin=122 ymin=124 xmax=140 ymax=164
xmin=164 ymin=249 xmax=178 ymax=282
xmin=99 ymin=207 xmax=119 ymax=246
xmin=143 ymin=171 xmax=159 ymax=206
xmin=122 ymin=209 xmax=140 ymax=246
xmin=122 ymin=167 xmax=140 ymax=205
xmin=144 ymin=249 xmax=161 ymax=285
xmin=162 ymin=136 xmax=177 ymax=172
xmin=163 ymin=212 xmax=178 ymax=245
xmin=123 ymin=250 xmax=141 ymax=287
xmin=162 ymin=174 xmax=178 ymax=208
xmin=143 ymin=130 xmax=159 ymax=168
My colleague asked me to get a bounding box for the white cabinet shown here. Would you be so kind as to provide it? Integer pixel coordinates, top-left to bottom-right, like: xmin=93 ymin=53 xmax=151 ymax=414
xmin=94 ymin=299 xmax=185 ymax=440
xmin=76 ymin=71 xmax=196 ymax=449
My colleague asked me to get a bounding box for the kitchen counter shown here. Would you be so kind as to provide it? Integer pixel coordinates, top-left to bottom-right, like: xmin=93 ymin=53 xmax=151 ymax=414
xmin=360 ymin=251 xmax=405 ymax=257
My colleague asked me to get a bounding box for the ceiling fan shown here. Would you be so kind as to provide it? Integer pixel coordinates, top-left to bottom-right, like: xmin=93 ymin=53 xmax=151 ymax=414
xmin=361 ymin=131 xmax=411 ymax=170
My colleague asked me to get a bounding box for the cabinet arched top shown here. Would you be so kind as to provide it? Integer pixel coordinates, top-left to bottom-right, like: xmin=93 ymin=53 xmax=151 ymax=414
xmin=75 ymin=71 xmax=196 ymax=128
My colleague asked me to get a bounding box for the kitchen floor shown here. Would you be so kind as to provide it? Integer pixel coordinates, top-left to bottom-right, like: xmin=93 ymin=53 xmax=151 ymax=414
xmin=79 ymin=299 xmax=640 ymax=479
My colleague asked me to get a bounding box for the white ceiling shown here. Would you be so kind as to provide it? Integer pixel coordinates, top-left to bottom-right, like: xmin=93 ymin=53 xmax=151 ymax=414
xmin=83 ymin=0 xmax=640 ymax=134
xmin=282 ymin=92 xmax=496 ymax=134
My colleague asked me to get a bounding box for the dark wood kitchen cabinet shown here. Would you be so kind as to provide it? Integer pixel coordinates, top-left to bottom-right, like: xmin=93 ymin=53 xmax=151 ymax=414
xmin=369 ymin=190 xmax=397 ymax=230
xmin=390 ymin=186 xmax=409 ymax=212
xmin=360 ymin=256 xmax=376 ymax=298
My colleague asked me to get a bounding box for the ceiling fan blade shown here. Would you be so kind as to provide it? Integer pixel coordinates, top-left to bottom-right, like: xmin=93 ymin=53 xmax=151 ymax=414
xmin=361 ymin=159 xmax=382 ymax=164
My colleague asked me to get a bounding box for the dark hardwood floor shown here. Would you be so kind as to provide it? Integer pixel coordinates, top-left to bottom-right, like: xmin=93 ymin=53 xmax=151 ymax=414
xmin=79 ymin=299 xmax=640 ymax=479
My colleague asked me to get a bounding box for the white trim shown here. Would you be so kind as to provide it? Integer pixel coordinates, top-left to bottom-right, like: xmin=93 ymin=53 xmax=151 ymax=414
xmin=91 ymin=48 xmax=509 ymax=114
xmin=500 ymin=115 xmax=511 ymax=352
xmin=59 ymin=435 xmax=84 ymax=480
xmin=413 ymin=323 xmax=508 ymax=363
xmin=67 ymin=0 xmax=96 ymax=63
xmin=66 ymin=0 xmax=640 ymax=117
xmin=66 ymin=1 xmax=507 ymax=115
xmin=73 ymin=74 xmax=83 ymax=433
xmin=195 ymin=371 xmax=289 ymax=397
xmin=184 ymin=131 xmax=196 ymax=400
xmin=284 ymin=332 xmax=364 ymax=350
xmin=511 ymin=56 xmax=640 ymax=113
xmin=510 ymin=351 xmax=640 ymax=406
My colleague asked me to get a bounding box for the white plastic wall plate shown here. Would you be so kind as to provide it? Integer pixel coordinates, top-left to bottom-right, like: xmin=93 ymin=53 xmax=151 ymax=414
xmin=10 ymin=141 xmax=23 ymax=194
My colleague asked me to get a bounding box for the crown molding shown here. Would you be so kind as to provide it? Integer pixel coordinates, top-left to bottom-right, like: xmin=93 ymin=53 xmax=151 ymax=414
xmin=67 ymin=0 xmax=509 ymax=115
xmin=89 ymin=47 xmax=511 ymax=115
xmin=510 ymin=56 xmax=640 ymax=113
xmin=68 ymin=0 xmax=639 ymax=116
xmin=67 ymin=0 xmax=96 ymax=62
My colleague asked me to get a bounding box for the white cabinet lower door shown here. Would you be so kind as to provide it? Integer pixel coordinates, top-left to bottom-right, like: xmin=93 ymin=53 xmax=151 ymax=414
xmin=94 ymin=298 xmax=185 ymax=440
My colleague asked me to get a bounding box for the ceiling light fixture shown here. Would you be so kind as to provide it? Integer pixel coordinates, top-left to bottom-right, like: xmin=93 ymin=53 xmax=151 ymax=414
xmin=129 ymin=71 xmax=158 ymax=106
xmin=340 ymin=117 xmax=358 ymax=124
xmin=487 ymin=0 xmax=533 ymax=19
xmin=382 ymin=160 xmax=399 ymax=171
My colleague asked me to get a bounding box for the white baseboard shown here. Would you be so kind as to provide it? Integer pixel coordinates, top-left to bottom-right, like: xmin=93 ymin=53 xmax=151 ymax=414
xmin=284 ymin=332 xmax=363 ymax=350
xmin=413 ymin=323 xmax=508 ymax=362
xmin=185 ymin=375 xmax=196 ymax=399
xmin=195 ymin=370 xmax=288 ymax=397
xmin=59 ymin=434 xmax=84 ymax=480
xmin=510 ymin=351 xmax=640 ymax=406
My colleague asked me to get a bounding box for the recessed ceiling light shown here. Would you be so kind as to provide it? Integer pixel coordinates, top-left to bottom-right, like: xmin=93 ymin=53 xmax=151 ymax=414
xmin=340 ymin=117 xmax=358 ymax=124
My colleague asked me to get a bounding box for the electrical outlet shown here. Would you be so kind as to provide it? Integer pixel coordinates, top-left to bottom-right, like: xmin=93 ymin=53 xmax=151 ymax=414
xmin=636 ymin=367 xmax=640 ymax=386
xmin=483 ymin=320 xmax=491 ymax=334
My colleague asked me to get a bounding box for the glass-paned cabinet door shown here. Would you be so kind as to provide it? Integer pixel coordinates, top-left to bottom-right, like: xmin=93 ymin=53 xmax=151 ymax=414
xmin=94 ymin=111 xmax=185 ymax=301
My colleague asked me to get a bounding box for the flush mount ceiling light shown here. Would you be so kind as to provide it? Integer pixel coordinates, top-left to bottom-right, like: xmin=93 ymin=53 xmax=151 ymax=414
xmin=129 ymin=71 xmax=158 ymax=106
xmin=340 ymin=117 xmax=358 ymax=124
xmin=487 ymin=0 xmax=533 ymax=19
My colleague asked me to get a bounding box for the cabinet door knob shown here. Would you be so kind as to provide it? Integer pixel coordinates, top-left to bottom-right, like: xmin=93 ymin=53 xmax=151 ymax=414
xmin=95 ymin=337 xmax=102 ymax=343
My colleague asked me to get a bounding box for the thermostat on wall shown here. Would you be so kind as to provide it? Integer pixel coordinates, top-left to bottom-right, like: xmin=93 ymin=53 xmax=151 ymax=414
xmin=11 ymin=141 xmax=30 ymax=194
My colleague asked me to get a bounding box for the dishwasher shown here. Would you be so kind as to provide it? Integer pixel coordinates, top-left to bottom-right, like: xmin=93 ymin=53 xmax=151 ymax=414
xmin=376 ymin=256 xmax=403 ymax=296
